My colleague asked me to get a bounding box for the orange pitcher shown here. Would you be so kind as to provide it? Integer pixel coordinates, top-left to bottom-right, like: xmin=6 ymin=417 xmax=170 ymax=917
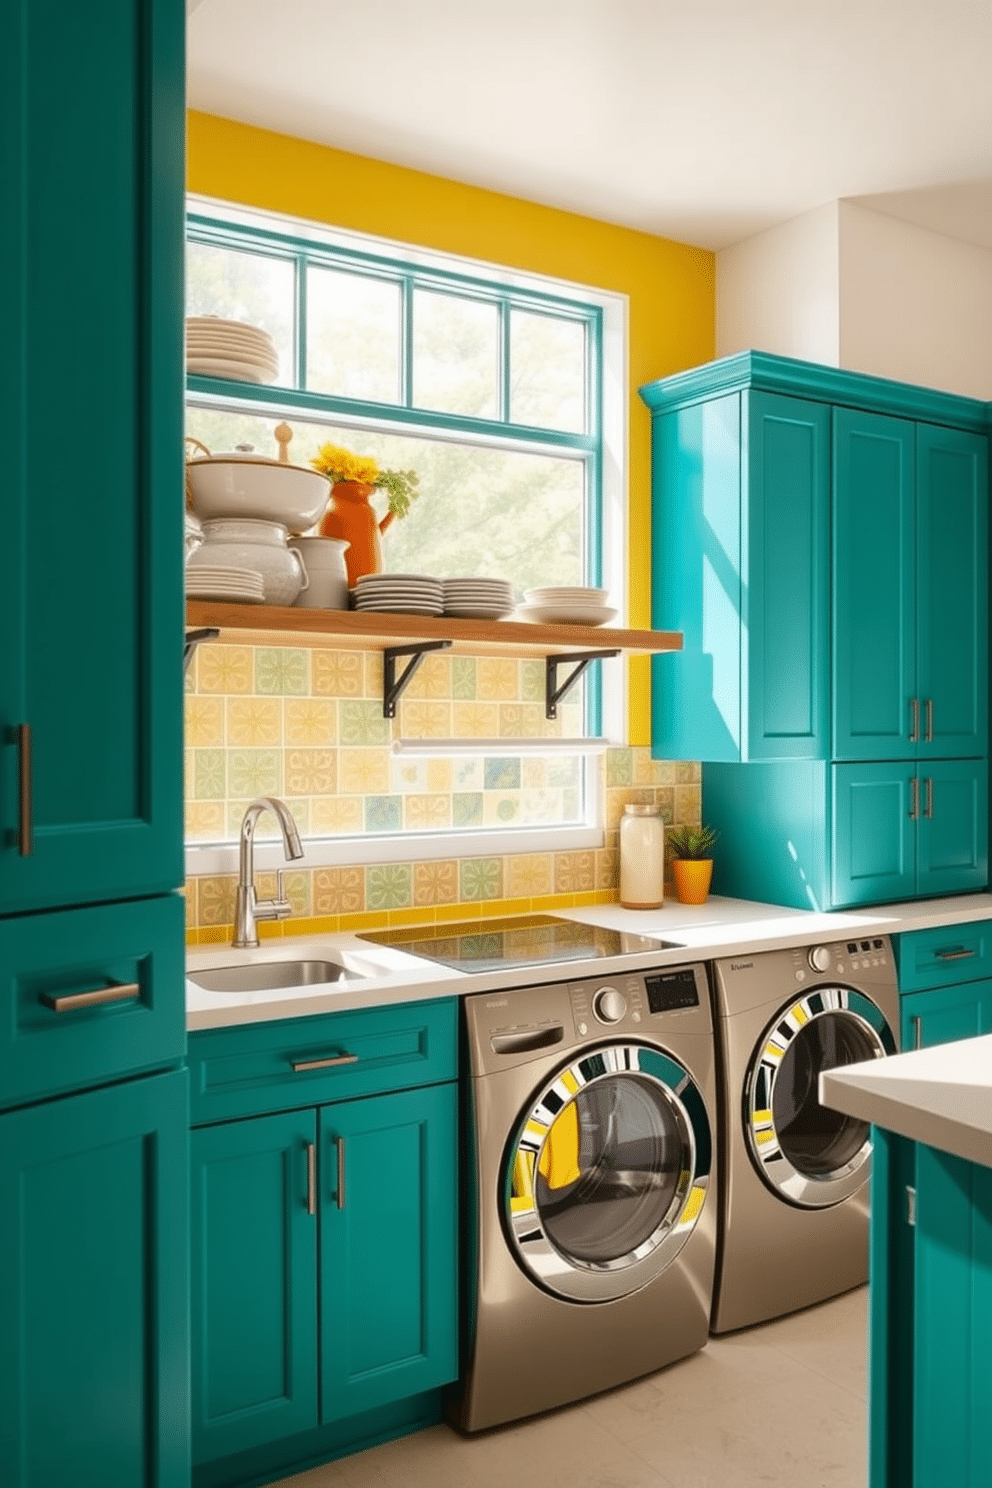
xmin=318 ymin=481 xmax=395 ymax=587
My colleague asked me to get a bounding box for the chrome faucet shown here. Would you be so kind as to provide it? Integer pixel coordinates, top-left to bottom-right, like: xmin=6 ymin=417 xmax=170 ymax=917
xmin=233 ymin=796 xmax=305 ymax=949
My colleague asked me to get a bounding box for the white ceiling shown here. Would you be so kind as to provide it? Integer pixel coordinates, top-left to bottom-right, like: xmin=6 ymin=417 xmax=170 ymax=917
xmin=186 ymin=0 xmax=992 ymax=253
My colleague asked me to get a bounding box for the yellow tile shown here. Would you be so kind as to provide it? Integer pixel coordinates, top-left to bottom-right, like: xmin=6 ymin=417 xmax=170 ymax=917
xmin=185 ymin=927 xmax=199 ymax=947
xmin=184 ymin=695 xmax=225 ymax=747
xmin=506 ymin=853 xmax=554 ymax=899
xmin=478 ymin=657 xmax=519 ymax=701
xmin=452 ymin=701 xmax=499 ymax=738
xmin=434 ymin=901 xmax=486 ymax=922
xmin=284 ymin=697 xmax=337 ymax=746
xmin=313 ymin=649 xmax=363 ymax=697
xmin=197 ymin=925 xmax=231 ymax=945
xmin=570 ymin=890 xmax=601 ymax=907
xmin=386 ymin=907 xmax=438 ymax=928
xmin=311 ymin=795 xmax=364 ymax=834
xmin=339 ymin=910 xmax=387 ymax=933
xmin=413 ymin=861 xmax=458 ymax=908
xmin=426 ymin=758 xmax=452 ymax=792
xmin=258 ymin=920 xmax=284 ymax=939
xmin=673 ymin=784 xmax=702 ymax=825
xmin=288 ymin=914 xmax=340 ymax=937
xmin=404 ymin=794 xmax=451 ymax=831
xmin=401 ymin=651 xmax=451 ymax=699
xmin=226 ymin=696 xmax=282 ymax=746
xmin=338 ymin=747 xmax=390 ymax=795
xmin=185 ymin=801 xmax=226 ymax=841
xmin=399 ymin=700 xmax=453 ymax=738
xmin=197 ymin=644 xmax=253 ymax=695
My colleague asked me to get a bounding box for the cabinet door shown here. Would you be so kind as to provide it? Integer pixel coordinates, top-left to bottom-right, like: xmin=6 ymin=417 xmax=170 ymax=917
xmin=190 ymin=1111 xmax=318 ymax=1463
xmin=832 ymin=762 xmax=916 ymax=907
xmin=0 ymin=0 xmax=185 ymax=915
xmin=319 ymin=1082 xmax=458 ymax=1423
xmin=900 ymin=978 xmax=992 ymax=1051
xmin=833 ymin=409 xmax=916 ymax=762
xmin=0 ymin=1068 xmax=188 ymax=1488
xmin=744 ymin=391 xmax=830 ymax=760
xmin=916 ymin=759 xmax=988 ymax=900
xmin=917 ymin=423 xmax=988 ymax=760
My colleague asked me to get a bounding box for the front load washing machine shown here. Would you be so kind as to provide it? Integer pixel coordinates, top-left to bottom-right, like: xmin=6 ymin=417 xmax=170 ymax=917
xmin=453 ymin=962 xmax=718 ymax=1432
xmin=709 ymin=936 xmax=899 ymax=1334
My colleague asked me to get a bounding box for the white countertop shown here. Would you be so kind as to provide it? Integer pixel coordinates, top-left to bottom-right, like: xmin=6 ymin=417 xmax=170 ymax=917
xmin=821 ymin=1035 xmax=992 ymax=1169
xmin=186 ymin=890 xmax=992 ymax=1032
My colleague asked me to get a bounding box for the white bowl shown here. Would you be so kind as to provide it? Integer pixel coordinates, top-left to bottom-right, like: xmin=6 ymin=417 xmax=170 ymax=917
xmin=514 ymin=603 xmax=619 ymax=626
xmin=524 ymin=586 xmax=610 ymax=603
xmin=186 ymin=454 xmax=330 ymax=533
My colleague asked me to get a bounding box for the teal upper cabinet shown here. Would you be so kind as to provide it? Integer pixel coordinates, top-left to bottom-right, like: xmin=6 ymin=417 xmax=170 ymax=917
xmin=647 ymin=384 xmax=829 ymax=762
xmin=0 ymin=0 xmax=185 ymax=914
xmin=641 ymin=352 xmax=989 ymax=771
xmin=834 ymin=411 xmax=987 ymax=761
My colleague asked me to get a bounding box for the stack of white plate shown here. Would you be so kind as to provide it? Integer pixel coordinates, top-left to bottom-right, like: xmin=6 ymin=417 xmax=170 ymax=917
xmin=186 ymin=317 xmax=279 ymax=383
xmin=352 ymin=573 xmax=444 ymax=615
xmin=515 ymin=586 xmax=618 ymax=626
xmin=443 ymin=577 xmax=515 ymax=619
xmin=186 ymin=565 xmax=265 ymax=604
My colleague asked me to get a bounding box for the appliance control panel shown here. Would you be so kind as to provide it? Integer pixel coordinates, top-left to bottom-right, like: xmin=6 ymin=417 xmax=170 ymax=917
xmin=788 ymin=936 xmax=893 ymax=987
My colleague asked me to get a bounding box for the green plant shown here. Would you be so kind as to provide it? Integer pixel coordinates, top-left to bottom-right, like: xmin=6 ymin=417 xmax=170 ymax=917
xmin=310 ymin=441 xmax=420 ymax=519
xmin=666 ymin=824 xmax=718 ymax=860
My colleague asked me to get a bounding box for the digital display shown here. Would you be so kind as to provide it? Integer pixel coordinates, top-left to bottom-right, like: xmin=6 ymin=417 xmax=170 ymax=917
xmin=645 ymin=968 xmax=700 ymax=1014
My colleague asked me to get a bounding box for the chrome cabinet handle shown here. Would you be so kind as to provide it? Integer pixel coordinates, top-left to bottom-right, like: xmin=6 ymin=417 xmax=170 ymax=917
xmin=909 ymin=698 xmax=920 ymax=743
xmin=306 ymin=1142 xmax=316 ymax=1216
xmin=40 ymin=980 xmax=141 ymax=1013
xmin=911 ymin=1015 xmax=922 ymax=1050
xmin=935 ymin=947 xmax=976 ymax=961
xmin=335 ymin=1136 xmax=346 ymax=1210
xmin=8 ymin=723 xmax=33 ymax=856
xmin=291 ymin=1052 xmax=359 ymax=1073
xmin=924 ymin=777 xmax=933 ymax=819
xmin=909 ymin=777 xmax=920 ymax=820
xmin=924 ymin=699 xmax=933 ymax=743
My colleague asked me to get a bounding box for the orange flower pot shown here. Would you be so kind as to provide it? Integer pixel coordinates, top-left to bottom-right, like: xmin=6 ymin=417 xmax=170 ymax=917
xmin=318 ymin=481 xmax=395 ymax=586
xmin=672 ymin=859 xmax=713 ymax=905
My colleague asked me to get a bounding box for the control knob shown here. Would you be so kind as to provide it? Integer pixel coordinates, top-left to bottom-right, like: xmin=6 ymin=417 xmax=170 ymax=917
xmin=808 ymin=945 xmax=831 ymax=973
xmin=593 ymin=985 xmax=628 ymax=1024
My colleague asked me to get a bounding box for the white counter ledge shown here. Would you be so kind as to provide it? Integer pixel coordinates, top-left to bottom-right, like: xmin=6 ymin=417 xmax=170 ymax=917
xmin=186 ymin=891 xmax=992 ymax=1032
xmin=821 ymin=1035 xmax=992 ymax=1169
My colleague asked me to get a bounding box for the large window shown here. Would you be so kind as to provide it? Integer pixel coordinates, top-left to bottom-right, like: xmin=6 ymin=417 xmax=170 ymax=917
xmin=184 ymin=197 xmax=626 ymax=868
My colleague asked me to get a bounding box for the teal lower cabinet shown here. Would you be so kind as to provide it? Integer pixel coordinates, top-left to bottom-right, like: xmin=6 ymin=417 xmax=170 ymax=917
xmin=895 ymin=921 xmax=992 ymax=1049
xmin=705 ymin=758 xmax=987 ymax=911
xmin=189 ymin=1003 xmax=459 ymax=1488
xmin=870 ymin=1128 xmax=992 ymax=1488
xmin=0 ymin=1067 xmax=189 ymax=1488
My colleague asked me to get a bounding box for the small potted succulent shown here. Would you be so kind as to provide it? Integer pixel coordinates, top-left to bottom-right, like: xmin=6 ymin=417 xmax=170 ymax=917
xmin=667 ymin=824 xmax=719 ymax=905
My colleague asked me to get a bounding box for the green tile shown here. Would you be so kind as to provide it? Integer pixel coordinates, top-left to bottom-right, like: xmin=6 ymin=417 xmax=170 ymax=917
xmin=520 ymin=659 xmax=544 ymax=702
xmin=451 ymin=657 xmax=477 ymax=700
xmin=228 ymin=749 xmax=281 ymax=798
xmin=340 ymin=700 xmax=391 ymax=746
xmin=460 ymin=857 xmax=503 ymax=901
xmin=193 ymin=749 xmax=225 ymax=800
xmin=606 ymin=748 xmax=634 ymax=786
xmin=484 ymin=757 xmax=520 ymax=790
xmin=364 ymin=794 xmax=402 ymax=832
xmin=255 ymin=647 xmax=309 ymax=695
xmin=366 ymin=864 xmax=413 ymax=911
xmin=453 ymin=792 xmax=484 ymax=827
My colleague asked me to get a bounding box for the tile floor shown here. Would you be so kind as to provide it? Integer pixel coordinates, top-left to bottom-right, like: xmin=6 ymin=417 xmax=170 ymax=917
xmin=273 ymin=1286 xmax=869 ymax=1488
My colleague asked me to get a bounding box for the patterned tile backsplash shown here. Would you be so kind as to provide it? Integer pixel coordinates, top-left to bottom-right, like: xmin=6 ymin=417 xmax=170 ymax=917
xmin=184 ymin=642 xmax=701 ymax=941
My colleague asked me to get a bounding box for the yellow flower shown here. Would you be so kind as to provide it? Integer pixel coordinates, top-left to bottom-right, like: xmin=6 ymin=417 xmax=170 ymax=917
xmin=310 ymin=442 xmax=381 ymax=485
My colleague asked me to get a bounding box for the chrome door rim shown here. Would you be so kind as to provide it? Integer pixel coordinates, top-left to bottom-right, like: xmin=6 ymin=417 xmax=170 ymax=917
xmin=744 ymin=987 xmax=895 ymax=1208
xmin=503 ymin=1042 xmax=712 ymax=1303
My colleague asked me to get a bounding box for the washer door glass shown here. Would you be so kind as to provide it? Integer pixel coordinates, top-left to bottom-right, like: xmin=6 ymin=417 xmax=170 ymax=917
xmin=504 ymin=1044 xmax=712 ymax=1302
xmin=746 ymin=988 xmax=896 ymax=1208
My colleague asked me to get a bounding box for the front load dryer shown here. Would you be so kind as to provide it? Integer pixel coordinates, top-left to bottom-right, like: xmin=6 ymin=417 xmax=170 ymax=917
xmin=709 ymin=936 xmax=899 ymax=1334
xmin=453 ymin=962 xmax=718 ymax=1432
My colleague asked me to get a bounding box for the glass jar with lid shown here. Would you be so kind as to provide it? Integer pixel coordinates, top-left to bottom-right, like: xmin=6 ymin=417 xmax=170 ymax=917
xmin=619 ymin=803 xmax=664 ymax=909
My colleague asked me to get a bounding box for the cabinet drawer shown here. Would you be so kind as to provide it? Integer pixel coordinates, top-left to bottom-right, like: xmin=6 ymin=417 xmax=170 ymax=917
xmin=0 ymin=894 xmax=185 ymax=1110
xmin=188 ymin=998 xmax=458 ymax=1125
xmin=894 ymin=920 xmax=992 ymax=992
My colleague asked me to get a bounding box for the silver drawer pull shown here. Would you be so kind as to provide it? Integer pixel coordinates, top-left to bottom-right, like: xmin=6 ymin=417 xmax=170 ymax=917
xmin=909 ymin=698 xmax=920 ymax=743
xmin=924 ymin=698 xmax=933 ymax=743
xmin=911 ymin=1015 xmax=923 ymax=1050
xmin=934 ymin=947 xmax=976 ymax=961
xmin=909 ymin=776 xmax=920 ymax=820
xmin=306 ymin=1142 xmax=316 ymax=1216
xmin=40 ymin=980 xmax=141 ymax=1013
xmin=335 ymin=1136 xmax=346 ymax=1210
xmin=291 ymin=1052 xmax=359 ymax=1073
xmin=15 ymin=723 xmax=32 ymax=856
xmin=924 ymin=777 xmax=933 ymax=819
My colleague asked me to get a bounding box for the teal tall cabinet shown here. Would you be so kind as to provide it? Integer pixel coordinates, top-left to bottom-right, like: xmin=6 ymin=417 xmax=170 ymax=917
xmin=1 ymin=3 xmax=188 ymax=1486
xmin=640 ymin=352 xmax=990 ymax=911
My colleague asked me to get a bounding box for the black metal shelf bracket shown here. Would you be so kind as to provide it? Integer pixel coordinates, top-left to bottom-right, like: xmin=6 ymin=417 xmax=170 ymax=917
xmin=545 ymin=649 xmax=620 ymax=720
xmin=184 ymin=627 xmax=220 ymax=678
xmin=383 ymin=641 xmax=453 ymax=718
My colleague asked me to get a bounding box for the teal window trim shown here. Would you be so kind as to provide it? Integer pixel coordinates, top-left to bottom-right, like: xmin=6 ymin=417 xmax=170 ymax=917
xmin=185 ymin=209 xmax=607 ymax=737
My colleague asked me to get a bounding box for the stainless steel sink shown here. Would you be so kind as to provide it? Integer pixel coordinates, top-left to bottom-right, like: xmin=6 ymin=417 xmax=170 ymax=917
xmin=188 ymin=959 xmax=366 ymax=994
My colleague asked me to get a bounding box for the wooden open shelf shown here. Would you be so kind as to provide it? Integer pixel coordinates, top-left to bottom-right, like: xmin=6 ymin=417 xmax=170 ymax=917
xmin=184 ymin=600 xmax=683 ymax=658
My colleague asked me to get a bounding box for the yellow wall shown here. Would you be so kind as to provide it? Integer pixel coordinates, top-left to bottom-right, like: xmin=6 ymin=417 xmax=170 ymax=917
xmin=186 ymin=111 xmax=715 ymax=741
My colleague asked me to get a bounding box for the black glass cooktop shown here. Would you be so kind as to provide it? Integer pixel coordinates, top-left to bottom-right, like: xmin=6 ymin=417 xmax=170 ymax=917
xmin=359 ymin=913 xmax=681 ymax=973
